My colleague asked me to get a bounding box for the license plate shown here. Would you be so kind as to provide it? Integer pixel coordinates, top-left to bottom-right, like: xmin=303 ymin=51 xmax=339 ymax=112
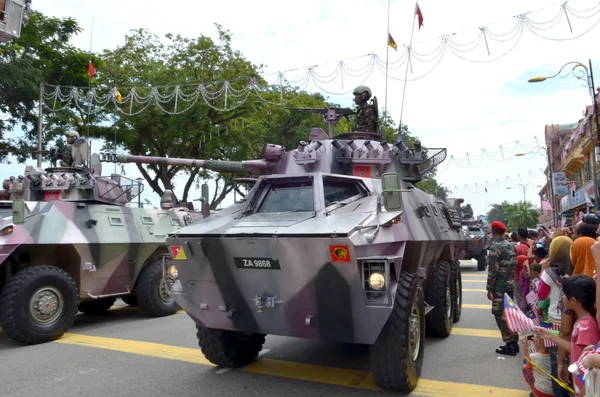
xmin=233 ymin=257 xmax=281 ymax=270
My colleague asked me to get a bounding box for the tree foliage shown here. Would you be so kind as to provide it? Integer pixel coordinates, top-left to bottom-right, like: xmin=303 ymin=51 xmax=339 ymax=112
xmin=0 ymin=5 xmax=102 ymax=163
xmin=486 ymin=200 xmax=540 ymax=229
xmin=506 ymin=202 xmax=540 ymax=229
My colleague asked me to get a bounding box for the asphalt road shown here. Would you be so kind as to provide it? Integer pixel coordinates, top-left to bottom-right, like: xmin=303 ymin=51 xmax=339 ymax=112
xmin=0 ymin=260 xmax=530 ymax=397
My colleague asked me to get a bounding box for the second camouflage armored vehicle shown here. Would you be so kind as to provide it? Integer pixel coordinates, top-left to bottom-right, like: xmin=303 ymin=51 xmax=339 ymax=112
xmin=0 ymin=139 xmax=210 ymax=345
xmin=461 ymin=218 xmax=491 ymax=271
xmin=106 ymin=109 xmax=466 ymax=393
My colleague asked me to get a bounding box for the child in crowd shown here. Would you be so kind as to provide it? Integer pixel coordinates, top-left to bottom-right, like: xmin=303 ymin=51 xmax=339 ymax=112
xmin=522 ymin=334 xmax=553 ymax=397
xmin=536 ymin=274 xmax=600 ymax=396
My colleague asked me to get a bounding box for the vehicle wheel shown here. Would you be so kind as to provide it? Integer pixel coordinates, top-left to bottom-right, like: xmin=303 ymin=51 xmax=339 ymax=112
xmin=370 ymin=272 xmax=425 ymax=393
xmin=136 ymin=260 xmax=179 ymax=317
xmin=451 ymin=260 xmax=462 ymax=323
xmin=78 ymin=297 xmax=117 ymax=315
xmin=197 ymin=327 xmax=266 ymax=368
xmin=121 ymin=294 xmax=138 ymax=307
xmin=477 ymin=251 xmax=487 ymax=271
xmin=425 ymin=260 xmax=454 ymax=337
xmin=0 ymin=265 xmax=78 ymax=345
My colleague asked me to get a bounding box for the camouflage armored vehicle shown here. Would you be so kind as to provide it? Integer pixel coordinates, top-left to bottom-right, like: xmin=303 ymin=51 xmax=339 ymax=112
xmin=103 ymin=108 xmax=466 ymax=393
xmin=0 ymin=138 xmax=209 ymax=345
xmin=461 ymin=218 xmax=491 ymax=271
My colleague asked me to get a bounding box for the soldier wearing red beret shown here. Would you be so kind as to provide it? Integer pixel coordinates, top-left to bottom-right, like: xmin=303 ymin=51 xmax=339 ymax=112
xmin=487 ymin=220 xmax=519 ymax=355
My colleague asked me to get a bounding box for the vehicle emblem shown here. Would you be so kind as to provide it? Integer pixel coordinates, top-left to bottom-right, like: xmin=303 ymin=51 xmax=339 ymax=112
xmin=329 ymin=245 xmax=351 ymax=262
xmin=352 ymin=166 xmax=371 ymax=178
xmin=169 ymin=245 xmax=187 ymax=260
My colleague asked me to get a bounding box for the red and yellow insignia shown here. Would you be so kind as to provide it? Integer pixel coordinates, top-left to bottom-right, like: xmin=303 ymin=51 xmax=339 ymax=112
xmin=352 ymin=166 xmax=371 ymax=178
xmin=329 ymin=245 xmax=351 ymax=262
xmin=169 ymin=245 xmax=187 ymax=260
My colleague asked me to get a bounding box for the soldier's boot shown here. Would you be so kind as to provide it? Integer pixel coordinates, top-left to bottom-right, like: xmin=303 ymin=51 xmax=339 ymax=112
xmin=495 ymin=342 xmax=519 ymax=356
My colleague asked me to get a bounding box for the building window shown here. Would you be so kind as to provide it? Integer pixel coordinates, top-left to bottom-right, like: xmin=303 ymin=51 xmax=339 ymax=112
xmin=575 ymin=170 xmax=583 ymax=189
xmin=584 ymin=161 xmax=591 ymax=182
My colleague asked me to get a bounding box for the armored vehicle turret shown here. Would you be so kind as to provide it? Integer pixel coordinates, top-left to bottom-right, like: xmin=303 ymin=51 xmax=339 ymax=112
xmin=0 ymin=139 xmax=208 ymax=345
xmin=102 ymin=108 xmax=467 ymax=393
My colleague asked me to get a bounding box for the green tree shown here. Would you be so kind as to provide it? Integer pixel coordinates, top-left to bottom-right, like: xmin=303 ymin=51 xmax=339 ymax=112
xmin=487 ymin=201 xmax=513 ymax=224
xmin=0 ymin=5 xmax=104 ymax=163
xmin=97 ymin=26 xmax=268 ymax=208
xmin=506 ymin=202 xmax=540 ymax=229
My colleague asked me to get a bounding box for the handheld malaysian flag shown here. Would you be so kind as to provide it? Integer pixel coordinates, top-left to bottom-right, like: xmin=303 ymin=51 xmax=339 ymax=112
xmin=503 ymin=293 xmax=535 ymax=333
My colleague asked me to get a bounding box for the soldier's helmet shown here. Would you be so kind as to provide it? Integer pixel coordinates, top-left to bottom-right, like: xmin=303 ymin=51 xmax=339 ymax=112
xmin=353 ymin=85 xmax=372 ymax=100
xmin=65 ymin=130 xmax=79 ymax=140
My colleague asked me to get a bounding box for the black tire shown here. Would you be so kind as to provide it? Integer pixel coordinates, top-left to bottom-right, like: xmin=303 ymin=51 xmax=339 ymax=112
xmin=197 ymin=327 xmax=266 ymax=368
xmin=0 ymin=265 xmax=78 ymax=345
xmin=121 ymin=294 xmax=138 ymax=307
xmin=370 ymin=272 xmax=425 ymax=393
xmin=477 ymin=251 xmax=487 ymax=271
xmin=452 ymin=260 xmax=462 ymax=323
xmin=136 ymin=260 xmax=179 ymax=317
xmin=78 ymin=297 xmax=117 ymax=315
xmin=425 ymin=260 xmax=454 ymax=337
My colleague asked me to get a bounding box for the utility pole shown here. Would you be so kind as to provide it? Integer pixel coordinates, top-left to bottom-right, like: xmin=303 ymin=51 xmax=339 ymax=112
xmin=37 ymin=83 xmax=43 ymax=167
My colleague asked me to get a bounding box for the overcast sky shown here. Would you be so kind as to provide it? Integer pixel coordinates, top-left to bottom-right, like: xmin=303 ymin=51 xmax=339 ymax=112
xmin=3 ymin=0 xmax=600 ymax=216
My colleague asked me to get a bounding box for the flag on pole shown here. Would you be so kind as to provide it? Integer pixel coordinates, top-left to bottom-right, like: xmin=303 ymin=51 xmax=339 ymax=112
xmin=485 ymin=187 xmax=488 ymax=192
xmin=88 ymin=60 xmax=96 ymax=80
xmin=415 ymin=3 xmax=424 ymax=29
xmin=503 ymin=293 xmax=535 ymax=333
xmin=114 ymin=88 xmax=122 ymax=103
xmin=388 ymin=33 xmax=398 ymax=51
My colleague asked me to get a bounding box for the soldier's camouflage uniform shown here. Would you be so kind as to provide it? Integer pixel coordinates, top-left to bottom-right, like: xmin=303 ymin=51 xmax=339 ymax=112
xmin=355 ymin=104 xmax=377 ymax=132
xmin=62 ymin=149 xmax=73 ymax=167
xmin=486 ymin=238 xmax=519 ymax=343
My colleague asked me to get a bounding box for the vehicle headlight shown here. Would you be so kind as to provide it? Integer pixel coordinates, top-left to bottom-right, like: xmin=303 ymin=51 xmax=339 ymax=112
xmin=469 ymin=234 xmax=475 ymax=238
xmin=368 ymin=272 xmax=385 ymax=290
xmin=168 ymin=265 xmax=179 ymax=279
xmin=0 ymin=226 xmax=13 ymax=236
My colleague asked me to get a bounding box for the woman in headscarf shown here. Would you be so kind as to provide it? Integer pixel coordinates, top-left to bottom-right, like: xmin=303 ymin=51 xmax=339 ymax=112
xmin=536 ymin=236 xmax=573 ymax=397
xmin=571 ymin=236 xmax=596 ymax=278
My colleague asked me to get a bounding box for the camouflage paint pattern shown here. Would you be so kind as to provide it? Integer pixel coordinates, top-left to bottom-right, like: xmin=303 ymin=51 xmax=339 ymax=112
xmin=102 ymin=125 xmax=467 ymax=345
xmin=0 ymin=140 xmax=204 ymax=300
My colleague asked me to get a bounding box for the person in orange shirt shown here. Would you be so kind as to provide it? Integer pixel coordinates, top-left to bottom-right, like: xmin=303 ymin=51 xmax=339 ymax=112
xmin=515 ymin=228 xmax=531 ymax=309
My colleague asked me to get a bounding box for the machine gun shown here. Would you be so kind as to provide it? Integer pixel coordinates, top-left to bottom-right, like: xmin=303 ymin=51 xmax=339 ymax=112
xmin=286 ymin=107 xmax=355 ymax=138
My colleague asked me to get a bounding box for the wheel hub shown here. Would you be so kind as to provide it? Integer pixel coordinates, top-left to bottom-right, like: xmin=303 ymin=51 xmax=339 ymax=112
xmin=158 ymin=280 xmax=175 ymax=304
xmin=456 ymin=277 xmax=461 ymax=307
xmin=409 ymin=303 xmax=421 ymax=362
xmin=29 ymin=286 xmax=63 ymax=325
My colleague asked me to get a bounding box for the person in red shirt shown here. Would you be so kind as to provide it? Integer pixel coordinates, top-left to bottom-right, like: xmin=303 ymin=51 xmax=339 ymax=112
xmin=536 ymin=274 xmax=600 ymax=396
xmin=515 ymin=228 xmax=530 ymax=309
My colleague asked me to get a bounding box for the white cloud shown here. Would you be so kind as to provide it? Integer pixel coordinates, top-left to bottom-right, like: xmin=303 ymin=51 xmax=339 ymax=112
xmin=3 ymin=0 xmax=599 ymax=218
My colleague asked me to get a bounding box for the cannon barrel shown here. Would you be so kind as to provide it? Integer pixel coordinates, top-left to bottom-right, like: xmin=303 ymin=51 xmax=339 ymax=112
xmin=98 ymin=153 xmax=274 ymax=174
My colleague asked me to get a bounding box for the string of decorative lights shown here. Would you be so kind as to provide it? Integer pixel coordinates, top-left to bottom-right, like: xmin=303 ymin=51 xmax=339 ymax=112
xmin=449 ymin=169 xmax=547 ymax=194
xmin=40 ymin=0 xmax=600 ymax=116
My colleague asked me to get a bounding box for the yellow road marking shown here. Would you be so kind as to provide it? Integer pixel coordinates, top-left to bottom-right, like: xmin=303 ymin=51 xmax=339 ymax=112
xmin=462 ymin=288 xmax=487 ymax=292
xmin=461 ymin=273 xmax=487 ymax=277
xmin=55 ymin=333 xmax=215 ymax=366
xmin=462 ymin=303 xmax=490 ymax=309
xmin=242 ymin=358 xmax=528 ymax=396
xmin=452 ymin=327 xmax=501 ymax=338
xmin=55 ymin=332 xmax=523 ymax=396
xmin=462 ymin=279 xmax=486 ymax=283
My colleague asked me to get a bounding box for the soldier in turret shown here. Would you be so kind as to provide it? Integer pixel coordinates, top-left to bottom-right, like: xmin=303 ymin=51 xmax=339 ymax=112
xmin=61 ymin=130 xmax=81 ymax=167
xmin=353 ymin=85 xmax=378 ymax=133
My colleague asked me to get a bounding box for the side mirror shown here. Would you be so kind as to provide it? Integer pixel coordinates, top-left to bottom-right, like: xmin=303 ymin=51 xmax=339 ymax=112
xmin=12 ymin=199 xmax=25 ymax=224
xmin=381 ymin=173 xmax=403 ymax=211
